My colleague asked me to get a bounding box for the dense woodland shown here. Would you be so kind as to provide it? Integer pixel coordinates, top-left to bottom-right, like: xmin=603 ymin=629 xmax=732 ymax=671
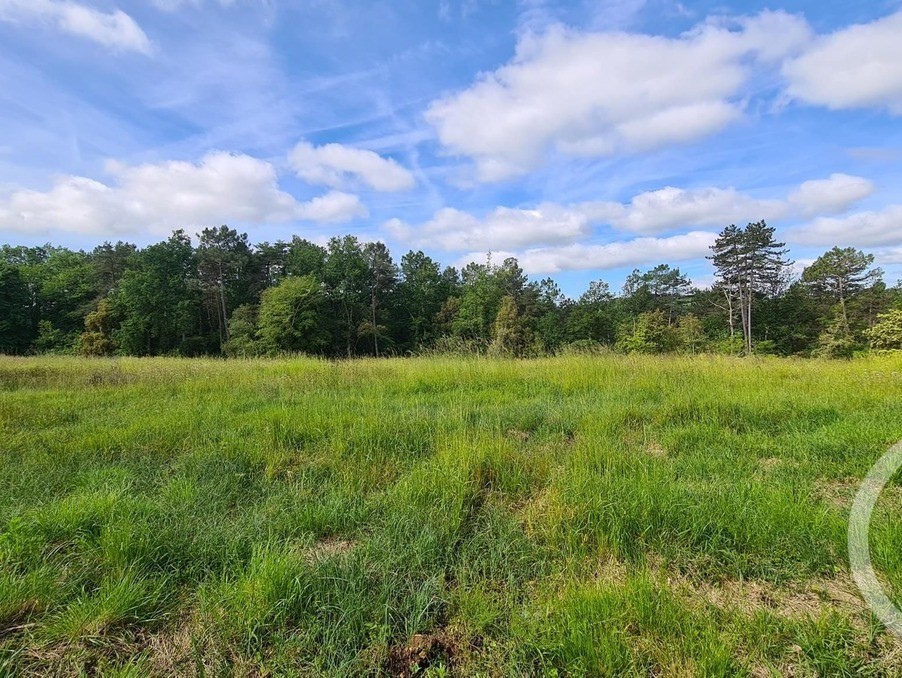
xmin=1 ymin=221 xmax=901 ymax=358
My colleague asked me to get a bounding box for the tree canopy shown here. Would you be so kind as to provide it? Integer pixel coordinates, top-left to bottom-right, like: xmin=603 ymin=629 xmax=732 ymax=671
xmin=0 ymin=225 xmax=898 ymax=358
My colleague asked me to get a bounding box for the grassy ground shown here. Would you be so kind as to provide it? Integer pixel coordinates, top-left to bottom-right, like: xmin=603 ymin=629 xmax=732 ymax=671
xmin=1 ymin=354 xmax=902 ymax=676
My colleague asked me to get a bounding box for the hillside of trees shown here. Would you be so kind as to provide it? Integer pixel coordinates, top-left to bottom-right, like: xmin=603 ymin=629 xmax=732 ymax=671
xmin=2 ymin=221 xmax=901 ymax=358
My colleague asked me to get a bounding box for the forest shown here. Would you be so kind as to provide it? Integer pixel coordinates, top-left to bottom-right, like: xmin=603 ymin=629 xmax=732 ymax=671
xmin=1 ymin=220 xmax=901 ymax=359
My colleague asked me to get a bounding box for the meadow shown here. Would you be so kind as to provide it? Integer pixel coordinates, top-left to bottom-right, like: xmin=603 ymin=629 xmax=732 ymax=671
xmin=1 ymin=353 xmax=902 ymax=676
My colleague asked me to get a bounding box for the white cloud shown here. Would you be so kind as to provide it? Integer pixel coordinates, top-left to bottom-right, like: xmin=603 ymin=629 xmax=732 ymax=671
xmin=384 ymin=173 xmax=867 ymax=251
xmin=295 ymin=191 xmax=368 ymax=223
xmin=0 ymin=152 xmax=365 ymax=236
xmin=0 ymin=0 xmax=152 ymax=54
xmin=788 ymin=173 xmax=875 ymax=218
xmin=610 ymin=186 xmax=786 ymax=233
xmin=784 ymin=11 xmax=902 ymax=114
xmin=385 ymin=203 xmax=595 ymax=251
xmin=791 ymin=205 xmax=902 ymax=248
xmin=289 ymin=141 xmax=416 ymax=192
xmin=456 ymin=232 xmax=717 ymax=274
xmin=426 ymin=10 xmax=811 ymax=181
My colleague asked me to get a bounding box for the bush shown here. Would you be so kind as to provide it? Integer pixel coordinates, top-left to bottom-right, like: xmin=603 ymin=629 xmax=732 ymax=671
xmin=615 ymin=310 xmax=679 ymax=354
xmin=866 ymin=309 xmax=902 ymax=350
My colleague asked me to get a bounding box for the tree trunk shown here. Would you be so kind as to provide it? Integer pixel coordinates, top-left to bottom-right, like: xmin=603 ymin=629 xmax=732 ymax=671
xmin=838 ymin=278 xmax=849 ymax=334
xmin=746 ymin=294 xmax=753 ymax=354
xmin=218 ymin=260 xmax=229 ymax=343
xmin=371 ymin=290 xmax=379 ymax=358
xmin=722 ymin=288 xmax=735 ymax=338
xmin=738 ymin=285 xmax=749 ymax=353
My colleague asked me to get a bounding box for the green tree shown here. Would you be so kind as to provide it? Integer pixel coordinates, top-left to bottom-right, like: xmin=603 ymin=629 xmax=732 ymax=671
xmin=676 ymin=313 xmax=705 ymax=353
xmin=802 ymin=247 xmax=882 ymax=334
xmin=257 ymin=276 xmax=328 ymax=354
xmin=491 ymin=294 xmax=531 ymax=356
xmin=622 ymin=264 xmax=691 ymax=322
xmin=79 ymin=299 xmax=116 ymax=356
xmin=866 ymin=309 xmax=902 ymax=350
xmin=567 ymin=280 xmax=618 ymax=345
xmin=38 ymin=248 xmax=98 ymax=350
xmin=453 ymin=259 xmax=504 ymax=342
xmin=222 ymin=304 xmax=259 ymax=357
xmin=815 ymin=312 xmax=858 ymax=358
xmin=532 ymin=278 xmax=567 ymax=352
xmin=758 ymin=282 xmax=821 ymax=355
xmin=285 ymin=237 xmax=327 ymax=279
xmin=361 ymin=242 xmax=397 ymax=357
xmin=197 ymin=226 xmax=254 ymax=345
xmin=1 ymin=245 xmax=99 ymax=351
xmin=1 ymin=245 xmax=49 ymax=346
xmin=112 ymin=231 xmax=201 ymax=355
xmin=322 ymin=236 xmax=369 ymax=357
xmin=0 ymin=263 xmax=31 ymax=354
xmin=91 ymin=241 xmax=137 ymax=298
xmin=396 ymin=251 xmax=452 ymax=349
xmin=709 ymin=221 xmax=791 ymax=354
xmin=616 ymin=310 xmax=679 ymax=354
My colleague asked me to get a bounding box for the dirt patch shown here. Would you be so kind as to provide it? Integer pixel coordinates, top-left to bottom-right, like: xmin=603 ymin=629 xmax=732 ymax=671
xmin=289 ymin=537 xmax=358 ymax=563
xmin=505 ymin=429 xmax=531 ymax=442
xmin=145 ymin=617 xmax=198 ymax=676
xmin=645 ymin=441 xmax=667 ymax=458
xmin=385 ymin=631 xmax=458 ymax=677
xmin=815 ymin=477 xmax=860 ymax=509
xmin=86 ymin=369 xmax=135 ymax=387
xmin=517 ymin=484 xmax=575 ymax=540
xmin=685 ymin=574 xmax=864 ymax=621
xmin=757 ymin=457 xmax=783 ymax=473
xmin=817 ymin=477 xmax=902 ymax=511
xmin=593 ymin=555 xmax=630 ymax=586
xmin=306 ymin=537 xmax=356 ymax=561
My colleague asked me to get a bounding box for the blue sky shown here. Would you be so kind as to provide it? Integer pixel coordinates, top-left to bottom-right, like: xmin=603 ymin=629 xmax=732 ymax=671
xmin=1 ymin=0 xmax=901 ymax=296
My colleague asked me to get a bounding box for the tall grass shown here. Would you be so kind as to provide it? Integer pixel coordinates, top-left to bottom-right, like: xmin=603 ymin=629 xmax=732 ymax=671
xmin=0 ymin=353 xmax=900 ymax=675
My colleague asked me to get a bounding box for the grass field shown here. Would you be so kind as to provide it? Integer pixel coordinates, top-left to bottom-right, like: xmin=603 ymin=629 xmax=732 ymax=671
xmin=1 ymin=354 xmax=902 ymax=676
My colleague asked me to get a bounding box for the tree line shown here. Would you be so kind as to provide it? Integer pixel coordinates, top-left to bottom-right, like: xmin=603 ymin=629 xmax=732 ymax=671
xmin=1 ymin=221 xmax=901 ymax=358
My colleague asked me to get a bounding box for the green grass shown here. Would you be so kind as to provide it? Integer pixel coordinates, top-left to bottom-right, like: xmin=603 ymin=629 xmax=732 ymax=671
xmin=1 ymin=354 xmax=901 ymax=676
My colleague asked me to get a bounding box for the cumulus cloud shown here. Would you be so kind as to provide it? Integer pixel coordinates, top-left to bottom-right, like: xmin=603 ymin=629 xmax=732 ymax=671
xmin=609 ymin=186 xmax=786 ymax=233
xmin=456 ymin=232 xmax=717 ymax=274
xmin=0 ymin=0 xmax=153 ymax=54
xmin=289 ymin=141 xmax=416 ymax=192
xmin=426 ymin=10 xmax=811 ymax=181
xmin=385 ymin=173 xmax=870 ymax=251
xmin=790 ymin=205 xmax=902 ymax=248
xmin=784 ymin=11 xmax=902 ymax=114
xmin=0 ymin=152 xmax=366 ymax=236
xmin=385 ymin=186 xmax=785 ymax=250
xmin=384 ymin=203 xmax=597 ymax=251
xmin=294 ymin=191 xmax=368 ymax=223
xmin=787 ymin=173 xmax=875 ymax=218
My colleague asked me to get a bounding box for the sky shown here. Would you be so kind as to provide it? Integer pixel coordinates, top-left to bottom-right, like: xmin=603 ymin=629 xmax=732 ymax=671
xmin=1 ymin=0 xmax=901 ymax=296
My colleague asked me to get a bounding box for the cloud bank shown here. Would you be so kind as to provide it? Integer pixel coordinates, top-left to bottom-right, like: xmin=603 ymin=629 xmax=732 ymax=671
xmin=426 ymin=10 xmax=812 ymax=181
xmin=0 ymin=152 xmax=366 ymax=236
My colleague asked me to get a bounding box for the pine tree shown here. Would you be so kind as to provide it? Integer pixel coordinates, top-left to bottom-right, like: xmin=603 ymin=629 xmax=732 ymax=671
xmin=802 ymin=247 xmax=882 ymax=333
xmin=709 ymin=221 xmax=791 ymax=354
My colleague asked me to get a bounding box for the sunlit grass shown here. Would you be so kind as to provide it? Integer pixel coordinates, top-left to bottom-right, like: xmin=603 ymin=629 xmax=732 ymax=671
xmin=1 ymin=353 xmax=901 ymax=675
